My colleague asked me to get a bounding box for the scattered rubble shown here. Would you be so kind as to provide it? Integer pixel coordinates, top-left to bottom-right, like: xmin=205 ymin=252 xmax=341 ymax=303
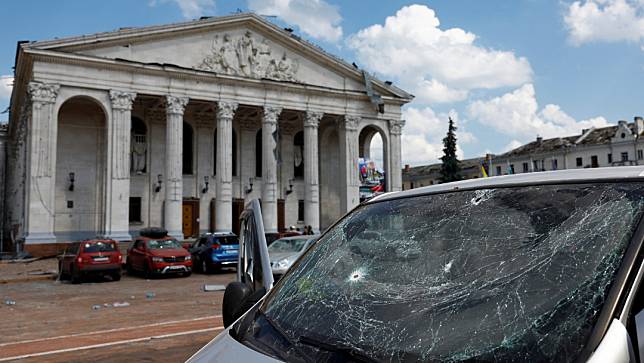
xmin=202 ymin=284 xmax=226 ymax=292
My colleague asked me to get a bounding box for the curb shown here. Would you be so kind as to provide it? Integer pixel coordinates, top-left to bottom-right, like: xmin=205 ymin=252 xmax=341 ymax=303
xmin=0 ymin=274 xmax=57 ymax=285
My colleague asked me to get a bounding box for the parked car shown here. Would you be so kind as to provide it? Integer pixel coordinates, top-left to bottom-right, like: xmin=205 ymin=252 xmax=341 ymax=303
xmin=268 ymin=235 xmax=318 ymax=280
xmin=58 ymin=239 xmax=122 ymax=284
xmin=190 ymin=232 xmax=239 ymax=273
xmin=126 ymin=228 xmax=192 ymax=277
xmin=189 ymin=167 xmax=644 ymax=362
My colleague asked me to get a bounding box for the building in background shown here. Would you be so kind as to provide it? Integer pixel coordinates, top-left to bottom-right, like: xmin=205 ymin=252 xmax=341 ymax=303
xmin=1 ymin=13 xmax=411 ymax=255
xmin=403 ymin=116 xmax=644 ymax=190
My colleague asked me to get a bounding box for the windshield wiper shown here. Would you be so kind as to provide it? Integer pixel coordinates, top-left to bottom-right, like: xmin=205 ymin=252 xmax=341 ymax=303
xmin=299 ymin=335 xmax=379 ymax=363
xmin=256 ymin=310 xmax=312 ymax=363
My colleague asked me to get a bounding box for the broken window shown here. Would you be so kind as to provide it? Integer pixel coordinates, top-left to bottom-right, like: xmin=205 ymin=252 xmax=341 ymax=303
xmin=234 ymin=182 xmax=644 ymax=362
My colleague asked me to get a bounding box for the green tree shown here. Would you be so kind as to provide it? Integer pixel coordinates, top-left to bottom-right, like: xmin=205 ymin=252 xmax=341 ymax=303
xmin=440 ymin=117 xmax=462 ymax=183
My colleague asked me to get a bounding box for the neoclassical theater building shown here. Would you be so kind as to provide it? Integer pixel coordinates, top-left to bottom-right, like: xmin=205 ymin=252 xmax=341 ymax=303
xmin=2 ymin=13 xmax=411 ymax=253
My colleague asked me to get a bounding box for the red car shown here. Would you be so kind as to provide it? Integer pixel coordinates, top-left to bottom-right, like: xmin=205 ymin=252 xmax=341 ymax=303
xmin=126 ymin=234 xmax=192 ymax=278
xmin=58 ymin=239 xmax=122 ymax=284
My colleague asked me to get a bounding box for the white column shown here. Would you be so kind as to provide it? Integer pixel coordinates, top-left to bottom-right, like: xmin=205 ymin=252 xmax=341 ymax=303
xmin=262 ymin=106 xmax=281 ymax=233
xmin=304 ymin=111 xmax=322 ymax=233
xmin=105 ymin=90 xmax=136 ymax=241
xmin=215 ymin=101 xmax=238 ymax=232
xmin=24 ymin=82 xmax=59 ymax=244
xmin=388 ymin=119 xmax=404 ymax=192
xmin=165 ymin=96 xmax=188 ymax=239
xmin=340 ymin=115 xmax=360 ymax=213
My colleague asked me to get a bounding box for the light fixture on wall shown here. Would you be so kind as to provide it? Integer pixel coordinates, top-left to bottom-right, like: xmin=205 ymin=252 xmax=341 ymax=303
xmin=202 ymin=175 xmax=210 ymax=194
xmin=68 ymin=172 xmax=75 ymax=192
xmin=245 ymin=178 xmax=253 ymax=194
xmin=285 ymin=179 xmax=294 ymax=196
xmin=154 ymin=174 xmax=163 ymax=193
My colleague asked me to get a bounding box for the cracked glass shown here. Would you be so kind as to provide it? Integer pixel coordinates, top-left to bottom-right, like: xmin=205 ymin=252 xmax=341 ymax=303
xmin=234 ymin=182 xmax=644 ymax=362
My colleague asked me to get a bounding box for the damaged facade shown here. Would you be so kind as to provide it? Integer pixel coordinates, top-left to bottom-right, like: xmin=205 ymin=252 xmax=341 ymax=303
xmin=1 ymin=13 xmax=412 ymax=254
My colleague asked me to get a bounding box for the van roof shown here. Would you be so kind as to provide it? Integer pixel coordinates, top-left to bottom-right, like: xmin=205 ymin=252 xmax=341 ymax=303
xmin=372 ymin=166 xmax=644 ymax=203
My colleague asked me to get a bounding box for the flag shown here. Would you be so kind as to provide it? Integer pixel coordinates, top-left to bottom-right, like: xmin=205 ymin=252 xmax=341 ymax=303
xmin=481 ymin=165 xmax=488 ymax=178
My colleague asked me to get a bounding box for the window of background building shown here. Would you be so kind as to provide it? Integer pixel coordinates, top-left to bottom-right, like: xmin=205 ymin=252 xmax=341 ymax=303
xmin=576 ymin=157 xmax=583 ymax=167
xmin=129 ymin=197 xmax=142 ymax=223
xmin=532 ymin=160 xmax=538 ymax=171
xmin=639 ymin=150 xmax=643 ymax=160
xmin=608 ymin=153 xmax=612 ymax=163
xmin=523 ymin=162 xmax=529 ymax=173
xmin=255 ymin=130 xmax=262 ymax=177
xmin=591 ymin=155 xmax=598 ymax=168
xmin=183 ymin=123 xmax=193 ymax=175
xmin=298 ymin=200 xmax=304 ymax=222
xmin=410 ymin=182 xmax=414 ymax=189
xmin=622 ymin=152 xmax=629 ymax=162
xmin=552 ymin=159 xmax=558 ymax=170
xmin=510 ymin=164 xmax=515 ymax=174
xmin=496 ymin=166 xmax=502 ymax=175
xmin=293 ymin=131 xmax=304 ymax=178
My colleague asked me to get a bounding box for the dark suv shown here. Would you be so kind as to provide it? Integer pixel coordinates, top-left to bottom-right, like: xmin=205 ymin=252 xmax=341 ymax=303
xmin=190 ymin=233 xmax=238 ymax=273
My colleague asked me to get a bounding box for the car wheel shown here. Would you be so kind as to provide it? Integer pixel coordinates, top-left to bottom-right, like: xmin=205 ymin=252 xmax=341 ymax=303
xmin=112 ymin=270 xmax=122 ymax=281
xmin=125 ymin=261 xmax=134 ymax=275
xmin=183 ymin=271 xmax=192 ymax=278
xmin=143 ymin=262 xmax=153 ymax=279
xmin=58 ymin=261 xmax=68 ymax=280
xmin=70 ymin=266 xmax=81 ymax=284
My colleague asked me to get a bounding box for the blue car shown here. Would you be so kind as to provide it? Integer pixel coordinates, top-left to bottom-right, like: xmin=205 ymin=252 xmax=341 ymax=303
xmin=189 ymin=233 xmax=239 ymax=273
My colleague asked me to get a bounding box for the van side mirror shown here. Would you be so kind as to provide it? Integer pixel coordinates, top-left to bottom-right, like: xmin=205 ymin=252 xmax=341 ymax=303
xmin=222 ymin=282 xmax=268 ymax=328
xmin=223 ymin=282 xmax=252 ymax=327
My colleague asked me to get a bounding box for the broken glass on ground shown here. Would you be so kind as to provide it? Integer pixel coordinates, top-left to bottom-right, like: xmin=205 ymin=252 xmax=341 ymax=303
xmin=233 ymin=182 xmax=644 ymax=362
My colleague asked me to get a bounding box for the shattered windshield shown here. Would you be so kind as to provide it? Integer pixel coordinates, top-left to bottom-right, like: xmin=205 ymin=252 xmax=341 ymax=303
xmin=237 ymin=182 xmax=644 ymax=362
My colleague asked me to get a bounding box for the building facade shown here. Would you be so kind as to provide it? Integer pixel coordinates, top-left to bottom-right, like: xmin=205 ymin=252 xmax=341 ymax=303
xmin=1 ymin=14 xmax=411 ymax=254
xmin=492 ymin=117 xmax=644 ymax=176
xmin=402 ymin=117 xmax=644 ymax=191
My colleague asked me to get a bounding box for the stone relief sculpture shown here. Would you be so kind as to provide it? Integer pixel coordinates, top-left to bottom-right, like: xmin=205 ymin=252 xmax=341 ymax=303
xmin=196 ymin=31 xmax=299 ymax=82
xmin=131 ymin=134 xmax=147 ymax=174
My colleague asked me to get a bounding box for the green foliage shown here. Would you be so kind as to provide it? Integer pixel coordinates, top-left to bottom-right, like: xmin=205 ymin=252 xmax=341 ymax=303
xmin=440 ymin=117 xmax=462 ymax=183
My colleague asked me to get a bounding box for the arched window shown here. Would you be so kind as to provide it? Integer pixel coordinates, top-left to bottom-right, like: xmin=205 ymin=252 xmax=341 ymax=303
xmin=214 ymin=128 xmax=238 ymax=177
xmin=131 ymin=117 xmax=147 ymax=174
xmin=294 ymin=131 xmax=304 ymax=178
xmin=255 ymin=129 xmax=262 ymax=177
xmin=183 ymin=122 xmax=194 ymax=175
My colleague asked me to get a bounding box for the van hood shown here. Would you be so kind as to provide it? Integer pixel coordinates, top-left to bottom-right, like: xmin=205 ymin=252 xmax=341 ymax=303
xmin=149 ymin=249 xmax=189 ymax=257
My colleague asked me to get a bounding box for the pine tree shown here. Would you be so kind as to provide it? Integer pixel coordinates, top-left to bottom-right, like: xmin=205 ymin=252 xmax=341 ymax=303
xmin=440 ymin=117 xmax=462 ymax=183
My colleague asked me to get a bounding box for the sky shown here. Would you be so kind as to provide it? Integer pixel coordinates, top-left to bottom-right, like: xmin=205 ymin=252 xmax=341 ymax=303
xmin=1 ymin=0 xmax=643 ymax=167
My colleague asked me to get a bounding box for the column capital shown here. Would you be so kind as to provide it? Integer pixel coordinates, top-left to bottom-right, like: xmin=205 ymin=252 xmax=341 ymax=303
xmin=166 ymin=95 xmax=189 ymax=115
xmin=343 ymin=115 xmax=361 ymax=131
xmin=216 ymin=101 xmax=238 ymax=120
xmin=109 ymin=90 xmax=137 ymax=111
xmin=262 ymin=105 xmax=282 ymax=125
xmin=304 ymin=111 xmax=323 ymax=128
xmin=28 ymin=82 xmax=59 ymax=106
xmin=388 ymin=119 xmax=405 ymax=135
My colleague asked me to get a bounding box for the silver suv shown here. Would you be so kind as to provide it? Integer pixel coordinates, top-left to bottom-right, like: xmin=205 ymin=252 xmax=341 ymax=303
xmin=189 ymin=167 xmax=644 ymax=362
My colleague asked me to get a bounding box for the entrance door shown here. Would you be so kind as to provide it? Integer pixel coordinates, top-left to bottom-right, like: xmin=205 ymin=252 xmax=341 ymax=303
xmin=182 ymin=200 xmax=199 ymax=238
xmin=232 ymin=198 xmax=245 ymax=236
xmin=277 ymin=199 xmax=285 ymax=232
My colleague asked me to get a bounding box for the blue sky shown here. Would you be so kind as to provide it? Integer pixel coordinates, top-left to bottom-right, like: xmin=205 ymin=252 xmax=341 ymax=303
xmin=1 ymin=0 xmax=643 ymax=166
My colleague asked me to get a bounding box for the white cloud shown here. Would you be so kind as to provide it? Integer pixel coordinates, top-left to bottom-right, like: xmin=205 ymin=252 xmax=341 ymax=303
xmin=347 ymin=4 xmax=532 ymax=104
xmin=504 ymin=140 xmax=524 ymax=152
xmin=0 ymin=75 xmax=13 ymax=100
xmin=564 ymin=0 xmax=644 ymax=45
xmin=401 ymin=107 xmax=471 ymax=166
xmin=149 ymin=0 xmax=215 ymax=19
xmin=248 ymin=0 xmax=343 ymax=42
xmin=467 ymin=84 xmax=609 ymax=142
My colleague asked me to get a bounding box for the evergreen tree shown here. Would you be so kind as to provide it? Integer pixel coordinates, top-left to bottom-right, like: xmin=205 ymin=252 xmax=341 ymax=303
xmin=440 ymin=117 xmax=462 ymax=183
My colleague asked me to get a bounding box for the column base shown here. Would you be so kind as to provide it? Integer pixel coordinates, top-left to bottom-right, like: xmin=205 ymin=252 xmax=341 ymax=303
xmin=25 ymin=233 xmax=57 ymax=244
xmin=102 ymin=231 xmax=132 ymax=242
xmin=167 ymin=231 xmax=185 ymax=240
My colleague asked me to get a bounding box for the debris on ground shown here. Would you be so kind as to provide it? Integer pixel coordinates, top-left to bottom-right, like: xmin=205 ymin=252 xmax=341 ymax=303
xmin=27 ymin=269 xmax=57 ymax=275
xmin=146 ymin=292 xmax=156 ymax=299
xmin=5 ymin=299 xmax=16 ymax=305
xmin=92 ymin=304 xmax=101 ymax=310
xmin=202 ymin=284 xmax=226 ymax=292
xmin=113 ymin=302 xmax=130 ymax=308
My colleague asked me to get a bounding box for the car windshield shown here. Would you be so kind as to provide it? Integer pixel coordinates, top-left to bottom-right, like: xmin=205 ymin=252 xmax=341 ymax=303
xmin=147 ymin=239 xmax=181 ymax=250
xmin=240 ymin=182 xmax=644 ymax=362
xmin=83 ymin=241 xmax=116 ymax=253
xmin=268 ymin=238 xmax=310 ymax=254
